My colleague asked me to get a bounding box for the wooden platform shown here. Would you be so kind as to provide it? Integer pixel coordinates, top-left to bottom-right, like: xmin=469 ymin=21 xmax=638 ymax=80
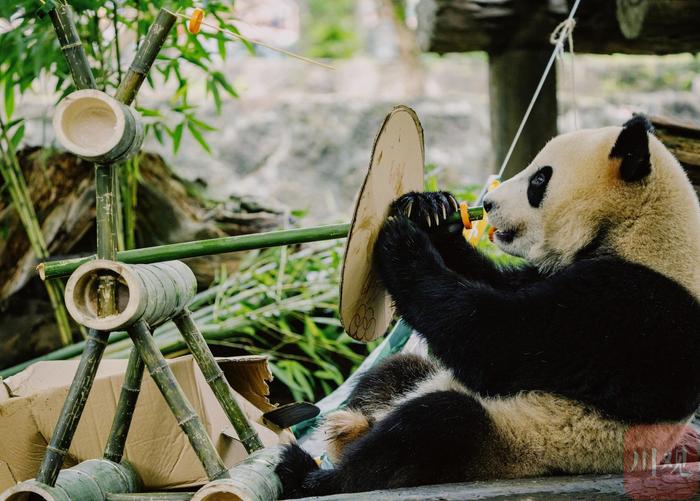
xmin=294 ymin=466 xmax=700 ymax=500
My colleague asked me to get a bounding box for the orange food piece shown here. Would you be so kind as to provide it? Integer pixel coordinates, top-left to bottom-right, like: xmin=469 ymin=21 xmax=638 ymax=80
xmin=188 ymin=8 xmax=204 ymax=34
xmin=459 ymin=201 xmax=472 ymax=229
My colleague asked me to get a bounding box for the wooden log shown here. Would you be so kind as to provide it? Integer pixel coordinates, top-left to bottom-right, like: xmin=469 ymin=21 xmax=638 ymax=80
xmin=650 ymin=115 xmax=700 ymax=189
xmin=416 ymin=0 xmax=700 ymax=55
xmin=488 ymin=49 xmax=557 ymax=179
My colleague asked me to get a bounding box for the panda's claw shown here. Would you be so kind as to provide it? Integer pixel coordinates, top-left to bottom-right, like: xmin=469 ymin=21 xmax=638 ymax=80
xmin=389 ymin=191 xmax=458 ymax=233
xmin=448 ymin=194 xmax=459 ymax=212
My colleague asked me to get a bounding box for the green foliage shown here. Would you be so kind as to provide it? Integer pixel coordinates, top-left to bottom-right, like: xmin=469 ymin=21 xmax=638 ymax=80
xmin=601 ymin=54 xmax=700 ymax=93
xmin=304 ymin=0 xmax=359 ymax=59
xmin=0 ymin=0 xmax=243 ymax=154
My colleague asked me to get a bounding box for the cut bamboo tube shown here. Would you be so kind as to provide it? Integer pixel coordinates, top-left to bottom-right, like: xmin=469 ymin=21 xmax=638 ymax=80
xmin=191 ymin=447 xmax=283 ymax=501
xmin=36 ymin=329 xmax=110 ymax=486
xmin=53 ymin=89 xmax=144 ymax=164
xmin=173 ymin=309 xmax=264 ymax=453
xmin=103 ymin=347 xmax=145 ymax=463
xmin=128 ymin=320 xmax=230 ymax=481
xmin=3 ymin=459 xmax=140 ymax=501
xmin=64 ymin=260 xmax=197 ymax=331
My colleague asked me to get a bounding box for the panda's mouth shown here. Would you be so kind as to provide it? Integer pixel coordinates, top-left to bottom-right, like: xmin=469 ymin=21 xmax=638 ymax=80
xmin=491 ymin=226 xmax=519 ymax=244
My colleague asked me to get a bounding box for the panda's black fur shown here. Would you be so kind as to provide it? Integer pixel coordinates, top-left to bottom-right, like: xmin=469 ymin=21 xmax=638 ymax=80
xmin=276 ymin=117 xmax=700 ymax=497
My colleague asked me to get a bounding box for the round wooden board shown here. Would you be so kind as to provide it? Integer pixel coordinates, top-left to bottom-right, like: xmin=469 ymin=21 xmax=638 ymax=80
xmin=339 ymin=106 xmax=425 ymax=342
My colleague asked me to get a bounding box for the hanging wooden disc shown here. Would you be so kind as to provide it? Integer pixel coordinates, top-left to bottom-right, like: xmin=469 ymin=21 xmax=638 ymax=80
xmin=340 ymin=105 xmax=425 ymax=342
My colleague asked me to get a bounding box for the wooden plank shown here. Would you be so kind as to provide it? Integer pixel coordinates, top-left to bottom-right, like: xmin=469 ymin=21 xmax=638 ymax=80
xmin=416 ymin=0 xmax=700 ymax=55
xmin=294 ymin=463 xmax=700 ymax=500
xmin=650 ymin=115 xmax=700 ymax=189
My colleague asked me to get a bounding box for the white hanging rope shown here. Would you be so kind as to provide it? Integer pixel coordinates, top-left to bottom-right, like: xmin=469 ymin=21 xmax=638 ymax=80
xmin=550 ymin=18 xmax=579 ymax=130
xmin=495 ymin=0 xmax=583 ymax=180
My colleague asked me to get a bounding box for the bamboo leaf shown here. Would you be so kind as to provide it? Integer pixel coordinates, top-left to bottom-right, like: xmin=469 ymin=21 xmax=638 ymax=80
xmin=4 ymin=79 xmax=14 ymax=120
xmin=171 ymin=122 xmax=184 ymax=154
xmin=187 ymin=121 xmax=212 ymax=154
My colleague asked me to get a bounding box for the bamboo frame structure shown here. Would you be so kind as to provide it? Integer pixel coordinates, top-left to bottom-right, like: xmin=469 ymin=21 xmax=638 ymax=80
xmin=127 ymin=320 xmax=230 ymax=481
xmin=34 ymin=5 xmax=184 ymax=489
xmin=39 ymin=206 xmax=484 ymax=281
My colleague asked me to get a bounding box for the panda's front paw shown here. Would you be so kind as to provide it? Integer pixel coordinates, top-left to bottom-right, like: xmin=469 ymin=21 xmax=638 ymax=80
xmin=389 ymin=191 xmax=459 ymax=233
xmin=373 ymin=216 xmax=445 ymax=291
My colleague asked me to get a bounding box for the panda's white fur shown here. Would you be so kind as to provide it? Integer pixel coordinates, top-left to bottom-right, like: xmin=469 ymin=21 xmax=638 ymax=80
xmin=278 ymin=118 xmax=700 ymax=497
xmin=486 ymin=126 xmax=700 ymax=299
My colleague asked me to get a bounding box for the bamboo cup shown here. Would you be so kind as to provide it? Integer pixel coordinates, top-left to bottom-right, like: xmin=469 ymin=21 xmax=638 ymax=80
xmin=64 ymin=260 xmax=197 ymax=331
xmin=53 ymin=89 xmax=144 ymax=165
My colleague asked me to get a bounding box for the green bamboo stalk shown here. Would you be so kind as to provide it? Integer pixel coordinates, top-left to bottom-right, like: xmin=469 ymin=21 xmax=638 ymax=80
xmin=40 ymin=207 xmax=485 ymax=280
xmin=37 ymin=4 xmax=112 ymax=489
xmin=40 ymin=223 xmax=349 ymax=279
xmin=173 ymin=309 xmax=264 ymax=453
xmin=49 ymin=3 xmax=97 ymax=91
xmin=107 ymin=494 xmax=194 ymax=501
xmin=127 ymin=320 xmax=230 ymax=481
xmin=114 ymin=9 xmax=177 ymax=105
xmin=0 ymin=118 xmax=73 ymax=345
xmin=36 ymin=329 xmax=111 ymax=486
xmin=103 ymin=347 xmax=145 ymax=463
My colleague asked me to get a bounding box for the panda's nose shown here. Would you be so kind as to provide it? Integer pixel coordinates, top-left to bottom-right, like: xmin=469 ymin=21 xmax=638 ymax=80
xmin=483 ymin=198 xmax=494 ymax=213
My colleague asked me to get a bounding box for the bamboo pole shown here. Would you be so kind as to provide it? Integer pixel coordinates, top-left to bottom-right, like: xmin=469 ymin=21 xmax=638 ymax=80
xmin=37 ymin=205 xmax=478 ymax=281
xmin=115 ymin=9 xmax=176 ymax=104
xmin=36 ymin=329 xmax=111 ymax=486
xmin=173 ymin=309 xmax=264 ymax=453
xmin=36 ymin=4 xmax=109 ymax=487
xmin=127 ymin=320 xmax=230 ymax=481
xmin=103 ymin=348 xmax=145 ymax=463
xmin=48 ymin=4 xmax=97 ymax=91
xmin=0 ymin=119 xmax=73 ymax=345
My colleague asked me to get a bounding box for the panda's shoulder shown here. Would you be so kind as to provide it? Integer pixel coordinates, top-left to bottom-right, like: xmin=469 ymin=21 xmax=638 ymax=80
xmin=556 ymin=256 xmax=699 ymax=310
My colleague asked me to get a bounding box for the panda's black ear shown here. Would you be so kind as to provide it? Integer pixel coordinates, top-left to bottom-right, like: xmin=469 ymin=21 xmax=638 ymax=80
xmin=609 ymin=115 xmax=654 ymax=182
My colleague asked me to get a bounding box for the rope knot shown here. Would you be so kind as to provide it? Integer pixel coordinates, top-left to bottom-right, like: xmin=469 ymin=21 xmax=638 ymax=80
xmin=549 ymin=18 xmax=577 ymax=49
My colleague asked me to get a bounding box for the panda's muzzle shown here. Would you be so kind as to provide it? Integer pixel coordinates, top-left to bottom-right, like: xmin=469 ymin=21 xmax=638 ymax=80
xmin=494 ymin=228 xmax=518 ymax=244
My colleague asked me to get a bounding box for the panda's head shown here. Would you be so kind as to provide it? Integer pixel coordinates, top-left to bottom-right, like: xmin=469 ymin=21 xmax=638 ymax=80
xmin=483 ymin=116 xmax=700 ymax=288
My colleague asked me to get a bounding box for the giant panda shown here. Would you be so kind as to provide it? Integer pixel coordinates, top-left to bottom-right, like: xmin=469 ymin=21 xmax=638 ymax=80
xmin=276 ymin=116 xmax=700 ymax=497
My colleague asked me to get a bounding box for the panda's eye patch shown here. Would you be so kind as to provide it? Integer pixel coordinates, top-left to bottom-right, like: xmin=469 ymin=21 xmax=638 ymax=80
xmin=527 ymin=166 xmax=553 ymax=208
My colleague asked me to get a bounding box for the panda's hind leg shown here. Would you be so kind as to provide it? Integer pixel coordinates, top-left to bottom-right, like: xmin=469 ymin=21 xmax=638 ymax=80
xmin=323 ymin=353 xmax=437 ymax=462
xmin=320 ymin=390 xmax=505 ymax=495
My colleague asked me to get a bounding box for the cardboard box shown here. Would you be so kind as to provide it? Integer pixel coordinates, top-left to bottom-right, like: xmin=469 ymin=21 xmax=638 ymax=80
xmin=0 ymin=355 xmax=293 ymax=491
